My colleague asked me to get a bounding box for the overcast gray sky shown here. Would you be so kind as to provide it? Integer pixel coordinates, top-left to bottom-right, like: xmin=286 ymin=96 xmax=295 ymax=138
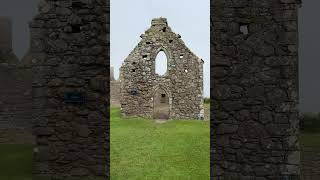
xmin=0 ymin=0 xmax=319 ymax=112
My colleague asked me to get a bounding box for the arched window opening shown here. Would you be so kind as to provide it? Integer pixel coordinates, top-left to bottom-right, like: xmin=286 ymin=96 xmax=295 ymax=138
xmin=155 ymin=50 xmax=168 ymax=76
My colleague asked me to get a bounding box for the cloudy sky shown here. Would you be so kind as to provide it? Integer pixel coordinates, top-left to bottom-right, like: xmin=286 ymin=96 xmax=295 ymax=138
xmin=0 ymin=0 xmax=319 ymax=112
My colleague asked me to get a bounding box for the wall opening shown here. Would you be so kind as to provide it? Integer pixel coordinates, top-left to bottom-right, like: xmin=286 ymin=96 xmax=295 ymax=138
xmin=155 ymin=50 xmax=168 ymax=76
xmin=72 ymin=0 xmax=85 ymax=9
xmin=161 ymin=94 xmax=166 ymax=103
xmin=239 ymin=23 xmax=249 ymax=35
xmin=153 ymin=88 xmax=169 ymax=119
xmin=71 ymin=25 xmax=81 ymax=33
xmin=142 ymin=55 xmax=147 ymax=60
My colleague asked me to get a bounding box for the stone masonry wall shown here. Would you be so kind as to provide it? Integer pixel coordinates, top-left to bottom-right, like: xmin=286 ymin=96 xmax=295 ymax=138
xmin=212 ymin=0 xmax=301 ymax=179
xmin=120 ymin=18 xmax=204 ymax=119
xmin=31 ymin=0 xmax=109 ymax=178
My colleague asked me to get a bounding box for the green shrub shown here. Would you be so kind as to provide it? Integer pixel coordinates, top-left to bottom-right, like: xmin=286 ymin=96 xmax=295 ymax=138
xmin=300 ymin=112 xmax=320 ymax=132
xmin=203 ymin=97 xmax=210 ymax=104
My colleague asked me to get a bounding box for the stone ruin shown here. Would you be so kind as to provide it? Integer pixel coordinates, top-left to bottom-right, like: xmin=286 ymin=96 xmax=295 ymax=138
xmin=110 ymin=66 xmax=120 ymax=106
xmin=120 ymin=18 xmax=204 ymax=120
xmin=0 ymin=17 xmax=33 ymax=144
xmin=0 ymin=17 xmax=19 ymax=65
xmin=212 ymin=0 xmax=302 ymax=179
xmin=30 ymin=0 xmax=108 ymax=179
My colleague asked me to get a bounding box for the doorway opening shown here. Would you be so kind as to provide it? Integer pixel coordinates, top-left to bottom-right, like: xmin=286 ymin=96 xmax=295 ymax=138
xmin=153 ymin=88 xmax=170 ymax=119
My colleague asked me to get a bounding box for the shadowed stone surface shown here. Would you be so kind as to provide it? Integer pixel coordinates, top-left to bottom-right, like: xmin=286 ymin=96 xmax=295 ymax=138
xmin=301 ymin=147 xmax=320 ymax=180
xmin=31 ymin=0 xmax=109 ymax=179
xmin=212 ymin=0 xmax=301 ymax=179
xmin=120 ymin=18 xmax=204 ymax=120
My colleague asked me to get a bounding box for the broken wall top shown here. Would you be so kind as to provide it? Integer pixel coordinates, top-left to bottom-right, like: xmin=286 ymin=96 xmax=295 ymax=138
xmin=125 ymin=17 xmax=203 ymax=65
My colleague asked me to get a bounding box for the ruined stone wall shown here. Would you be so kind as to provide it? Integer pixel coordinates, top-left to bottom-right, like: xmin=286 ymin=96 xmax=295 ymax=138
xmin=110 ymin=81 xmax=120 ymax=106
xmin=120 ymin=18 xmax=204 ymax=119
xmin=212 ymin=0 xmax=301 ymax=179
xmin=0 ymin=17 xmax=12 ymax=51
xmin=0 ymin=17 xmax=33 ymax=144
xmin=110 ymin=66 xmax=115 ymax=81
xmin=110 ymin=66 xmax=120 ymax=106
xmin=0 ymin=17 xmax=19 ymax=65
xmin=31 ymin=0 xmax=109 ymax=178
xmin=0 ymin=64 xmax=32 ymax=130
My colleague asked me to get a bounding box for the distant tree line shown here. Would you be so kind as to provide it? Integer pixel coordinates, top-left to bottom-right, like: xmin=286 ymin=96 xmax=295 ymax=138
xmin=203 ymin=98 xmax=210 ymax=104
xmin=300 ymin=112 xmax=320 ymax=132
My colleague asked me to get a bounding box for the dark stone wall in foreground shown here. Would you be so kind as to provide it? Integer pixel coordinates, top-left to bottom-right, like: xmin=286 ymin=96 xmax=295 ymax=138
xmin=212 ymin=0 xmax=301 ymax=179
xmin=31 ymin=0 xmax=109 ymax=178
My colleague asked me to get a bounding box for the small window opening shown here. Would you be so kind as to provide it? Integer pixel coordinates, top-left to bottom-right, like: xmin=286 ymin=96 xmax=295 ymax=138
xmin=160 ymin=94 xmax=166 ymax=103
xmin=130 ymin=90 xmax=138 ymax=96
xmin=240 ymin=23 xmax=249 ymax=35
xmin=146 ymin=42 xmax=151 ymax=44
xmin=72 ymin=0 xmax=84 ymax=9
xmin=162 ymin=27 xmax=167 ymax=32
xmin=142 ymin=55 xmax=148 ymax=60
xmin=132 ymin=62 xmax=136 ymax=65
xmin=71 ymin=25 xmax=81 ymax=33
xmin=169 ymin=40 xmax=173 ymax=43
xmin=132 ymin=69 xmax=136 ymax=72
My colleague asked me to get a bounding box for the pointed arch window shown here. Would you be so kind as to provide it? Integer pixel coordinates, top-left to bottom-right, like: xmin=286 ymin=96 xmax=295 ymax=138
xmin=155 ymin=50 xmax=168 ymax=76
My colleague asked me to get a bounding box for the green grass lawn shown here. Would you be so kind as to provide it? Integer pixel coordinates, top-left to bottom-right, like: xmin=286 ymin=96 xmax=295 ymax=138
xmin=110 ymin=107 xmax=210 ymax=180
xmin=300 ymin=132 xmax=320 ymax=149
xmin=0 ymin=144 xmax=33 ymax=180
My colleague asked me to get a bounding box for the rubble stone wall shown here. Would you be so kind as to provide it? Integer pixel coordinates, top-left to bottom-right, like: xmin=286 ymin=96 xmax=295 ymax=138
xmin=31 ymin=0 xmax=109 ymax=178
xmin=212 ymin=0 xmax=301 ymax=179
xmin=120 ymin=18 xmax=204 ymax=119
